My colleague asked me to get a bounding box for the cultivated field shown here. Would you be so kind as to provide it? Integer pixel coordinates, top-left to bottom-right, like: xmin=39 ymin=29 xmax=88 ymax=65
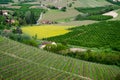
xmin=41 ymin=0 xmax=113 ymax=25
xmin=47 ymin=21 xmax=120 ymax=49
xmin=38 ymin=0 xmax=112 ymax=7
xmin=42 ymin=9 xmax=80 ymax=21
xmin=0 ymin=37 xmax=120 ymax=80
xmin=22 ymin=25 xmax=71 ymax=39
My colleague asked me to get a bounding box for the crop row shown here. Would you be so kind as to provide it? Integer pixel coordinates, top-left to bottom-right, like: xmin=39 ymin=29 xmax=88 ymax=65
xmin=0 ymin=38 xmax=120 ymax=80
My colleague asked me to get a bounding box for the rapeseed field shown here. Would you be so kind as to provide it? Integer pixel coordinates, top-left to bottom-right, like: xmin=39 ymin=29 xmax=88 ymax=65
xmin=22 ymin=25 xmax=71 ymax=39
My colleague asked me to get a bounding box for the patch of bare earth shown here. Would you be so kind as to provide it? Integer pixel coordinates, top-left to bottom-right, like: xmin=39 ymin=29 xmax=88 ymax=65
xmin=103 ymin=11 xmax=118 ymax=18
xmin=70 ymin=48 xmax=87 ymax=53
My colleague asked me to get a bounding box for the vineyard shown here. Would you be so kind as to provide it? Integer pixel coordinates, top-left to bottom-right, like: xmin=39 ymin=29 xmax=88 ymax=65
xmin=47 ymin=21 xmax=120 ymax=50
xmin=0 ymin=37 xmax=120 ymax=80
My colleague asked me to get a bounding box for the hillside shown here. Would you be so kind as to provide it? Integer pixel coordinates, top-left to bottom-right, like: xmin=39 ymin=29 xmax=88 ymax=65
xmin=0 ymin=37 xmax=120 ymax=80
xmin=47 ymin=21 xmax=120 ymax=51
xmin=0 ymin=0 xmax=120 ymax=80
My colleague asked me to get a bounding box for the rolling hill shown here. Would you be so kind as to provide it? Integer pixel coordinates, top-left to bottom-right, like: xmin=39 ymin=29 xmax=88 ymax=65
xmin=47 ymin=21 xmax=120 ymax=50
xmin=0 ymin=37 xmax=120 ymax=80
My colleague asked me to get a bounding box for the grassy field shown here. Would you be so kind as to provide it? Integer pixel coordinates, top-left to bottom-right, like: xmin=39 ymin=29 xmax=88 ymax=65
xmin=39 ymin=0 xmax=112 ymax=7
xmin=42 ymin=9 xmax=80 ymax=21
xmin=0 ymin=36 xmax=3 ymax=42
xmin=22 ymin=25 xmax=72 ymax=39
xmin=42 ymin=0 xmax=112 ymax=20
xmin=111 ymin=9 xmax=120 ymax=20
xmin=54 ymin=20 xmax=98 ymax=26
xmin=0 ymin=37 xmax=120 ymax=80
xmin=72 ymin=0 xmax=112 ymax=8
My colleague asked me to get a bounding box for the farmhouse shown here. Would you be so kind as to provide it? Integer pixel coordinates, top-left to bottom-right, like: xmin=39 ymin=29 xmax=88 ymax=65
xmin=0 ymin=10 xmax=8 ymax=16
xmin=39 ymin=41 xmax=56 ymax=49
xmin=6 ymin=19 xmax=15 ymax=24
xmin=2 ymin=11 xmax=8 ymax=16
xmin=40 ymin=20 xmax=53 ymax=24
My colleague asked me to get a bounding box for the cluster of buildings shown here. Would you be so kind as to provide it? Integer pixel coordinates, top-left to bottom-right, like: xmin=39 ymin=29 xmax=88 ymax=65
xmin=0 ymin=10 xmax=15 ymax=24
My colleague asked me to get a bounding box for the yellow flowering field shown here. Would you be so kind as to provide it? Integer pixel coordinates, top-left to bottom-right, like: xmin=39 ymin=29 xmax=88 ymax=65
xmin=22 ymin=25 xmax=71 ymax=39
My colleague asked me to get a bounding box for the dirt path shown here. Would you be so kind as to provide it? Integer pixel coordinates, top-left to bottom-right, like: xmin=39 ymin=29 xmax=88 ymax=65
xmin=36 ymin=12 xmax=43 ymax=25
xmin=70 ymin=48 xmax=87 ymax=52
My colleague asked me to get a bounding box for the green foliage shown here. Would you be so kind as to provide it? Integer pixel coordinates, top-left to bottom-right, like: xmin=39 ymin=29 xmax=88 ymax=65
xmin=12 ymin=27 xmax=22 ymax=34
xmin=1 ymin=28 xmax=38 ymax=47
xmin=0 ymin=24 xmax=6 ymax=30
xmin=87 ymin=15 xmax=113 ymax=21
xmin=44 ymin=43 xmax=68 ymax=53
xmin=47 ymin=21 xmax=120 ymax=51
xmin=75 ymin=5 xmax=119 ymax=15
xmin=46 ymin=5 xmax=58 ymax=9
xmin=66 ymin=51 xmax=120 ymax=66
xmin=0 ymin=4 xmax=46 ymax=25
xmin=115 ymin=74 xmax=120 ymax=80
xmin=25 ymin=11 xmax=36 ymax=24
xmin=76 ymin=14 xmax=113 ymax=21
xmin=0 ymin=36 xmax=3 ymax=42
xmin=75 ymin=5 xmax=119 ymax=21
xmin=61 ymin=7 xmax=67 ymax=12
xmin=0 ymin=15 xmax=6 ymax=24
xmin=0 ymin=38 xmax=119 ymax=80
xmin=67 ymin=3 xmax=72 ymax=7
xmin=0 ymin=0 xmax=13 ymax=4
xmin=22 ymin=39 xmax=38 ymax=47
xmin=111 ymin=41 xmax=120 ymax=51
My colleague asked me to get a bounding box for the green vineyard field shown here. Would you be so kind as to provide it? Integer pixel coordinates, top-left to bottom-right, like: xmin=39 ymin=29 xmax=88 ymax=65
xmin=0 ymin=37 xmax=120 ymax=80
xmin=47 ymin=21 xmax=120 ymax=50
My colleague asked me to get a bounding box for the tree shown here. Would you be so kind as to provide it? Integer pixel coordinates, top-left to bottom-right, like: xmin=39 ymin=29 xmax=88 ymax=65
xmin=115 ymin=74 xmax=120 ymax=80
xmin=61 ymin=7 xmax=67 ymax=12
xmin=25 ymin=11 xmax=36 ymax=24
xmin=12 ymin=27 xmax=22 ymax=34
xmin=0 ymin=15 xmax=6 ymax=24
xmin=0 ymin=10 xmax=2 ymax=15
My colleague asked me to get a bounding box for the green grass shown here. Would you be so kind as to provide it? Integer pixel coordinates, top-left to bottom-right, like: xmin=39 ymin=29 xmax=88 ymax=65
xmin=0 ymin=36 xmax=3 ymax=42
xmin=47 ymin=21 xmax=120 ymax=50
xmin=75 ymin=0 xmax=112 ymax=7
xmin=111 ymin=9 xmax=120 ymax=20
xmin=76 ymin=14 xmax=113 ymax=21
xmin=0 ymin=0 xmax=13 ymax=4
xmin=75 ymin=5 xmax=119 ymax=15
xmin=42 ymin=9 xmax=80 ymax=21
xmin=0 ymin=37 xmax=120 ymax=80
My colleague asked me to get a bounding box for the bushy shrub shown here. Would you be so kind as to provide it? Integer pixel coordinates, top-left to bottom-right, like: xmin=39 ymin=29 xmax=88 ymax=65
xmin=61 ymin=7 xmax=67 ymax=12
xmin=47 ymin=5 xmax=58 ymax=9
xmin=44 ymin=43 xmax=68 ymax=53
xmin=115 ymin=74 xmax=120 ymax=80
xmin=75 ymin=14 xmax=113 ymax=21
xmin=66 ymin=51 xmax=120 ymax=66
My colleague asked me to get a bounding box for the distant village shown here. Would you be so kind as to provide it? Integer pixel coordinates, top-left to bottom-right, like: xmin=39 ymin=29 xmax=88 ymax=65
xmin=0 ymin=10 xmax=15 ymax=24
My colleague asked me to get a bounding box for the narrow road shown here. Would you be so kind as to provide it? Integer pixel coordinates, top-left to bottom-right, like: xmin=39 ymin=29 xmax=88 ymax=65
xmin=36 ymin=12 xmax=43 ymax=25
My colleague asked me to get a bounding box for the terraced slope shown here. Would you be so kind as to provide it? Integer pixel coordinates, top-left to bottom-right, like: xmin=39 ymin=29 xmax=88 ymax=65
xmin=0 ymin=38 xmax=120 ymax=80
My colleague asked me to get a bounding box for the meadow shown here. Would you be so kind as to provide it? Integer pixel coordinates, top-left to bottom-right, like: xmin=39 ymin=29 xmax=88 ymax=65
xmin=22 ymin=25 xmax=71 ymax=39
